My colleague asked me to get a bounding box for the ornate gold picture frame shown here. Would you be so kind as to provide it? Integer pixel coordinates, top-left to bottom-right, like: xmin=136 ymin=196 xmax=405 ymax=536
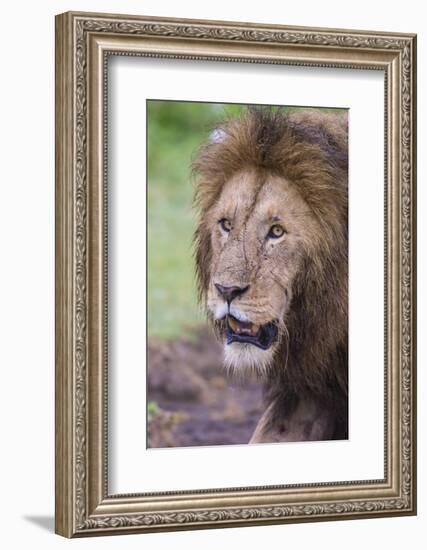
xmin=55 ymin=11 xmax=417 ymax=537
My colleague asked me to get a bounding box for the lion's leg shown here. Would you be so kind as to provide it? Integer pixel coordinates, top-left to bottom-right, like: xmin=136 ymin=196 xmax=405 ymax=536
xmin=249 ymin=398 xmax=336 ymax=444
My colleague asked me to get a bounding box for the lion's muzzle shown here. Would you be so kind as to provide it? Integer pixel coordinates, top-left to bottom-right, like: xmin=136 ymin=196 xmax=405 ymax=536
xmin=226 ymin=315 xmax=278 ymax=350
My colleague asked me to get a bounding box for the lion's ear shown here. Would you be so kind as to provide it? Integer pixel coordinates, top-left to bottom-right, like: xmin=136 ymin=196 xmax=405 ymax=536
xmin=209 ymin=128 xmax=227 ymax=144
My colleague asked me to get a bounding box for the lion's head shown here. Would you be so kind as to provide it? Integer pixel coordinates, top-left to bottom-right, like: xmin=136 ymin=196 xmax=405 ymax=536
xmin=193 ymin=108 xmax=348 ymax=398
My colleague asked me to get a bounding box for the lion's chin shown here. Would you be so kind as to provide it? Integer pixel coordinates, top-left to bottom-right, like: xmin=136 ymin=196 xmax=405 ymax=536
xmin=223 ymin=342 xmax=275 ymax=378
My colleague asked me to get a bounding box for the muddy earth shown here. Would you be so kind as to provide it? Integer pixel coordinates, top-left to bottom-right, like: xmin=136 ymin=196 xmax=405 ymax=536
xmin=147 ymin=328 xmax=265 ymax=448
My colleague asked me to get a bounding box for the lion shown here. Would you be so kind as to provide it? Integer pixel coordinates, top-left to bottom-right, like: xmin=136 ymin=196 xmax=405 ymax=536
xmin=192 ymin=107 xmax=348 ymax=443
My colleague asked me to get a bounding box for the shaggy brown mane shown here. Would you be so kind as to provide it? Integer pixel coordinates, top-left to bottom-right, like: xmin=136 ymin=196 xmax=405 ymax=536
xmin=193 ymin=107 xmax=348 ymax=440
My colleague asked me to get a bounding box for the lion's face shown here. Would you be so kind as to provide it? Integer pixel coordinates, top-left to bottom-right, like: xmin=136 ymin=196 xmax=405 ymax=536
xmin=205 ymin=168 xmax=320 ymax=374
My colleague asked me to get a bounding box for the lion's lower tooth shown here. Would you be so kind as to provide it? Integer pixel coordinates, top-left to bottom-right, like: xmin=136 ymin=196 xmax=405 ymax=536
xmin=229 ymin=318 xmax=239 ymax=332
xmin=229 ymin=317 xmax=260 ymax=336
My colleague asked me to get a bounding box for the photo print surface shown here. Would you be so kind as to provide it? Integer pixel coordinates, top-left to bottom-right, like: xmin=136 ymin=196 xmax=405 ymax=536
xmin=147 ymin=100 xmax=348 ymax=449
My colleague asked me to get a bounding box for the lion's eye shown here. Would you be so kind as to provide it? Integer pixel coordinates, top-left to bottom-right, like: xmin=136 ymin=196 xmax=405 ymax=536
xmin=219 ymin=218 xmax=232 ymax=232
xmin=267 ymin=224 xmax=286 ymax=239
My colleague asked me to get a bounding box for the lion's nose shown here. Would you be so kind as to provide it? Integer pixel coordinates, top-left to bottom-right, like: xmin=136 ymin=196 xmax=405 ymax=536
xmin=214 ymin=283 xmax=249 ymax=304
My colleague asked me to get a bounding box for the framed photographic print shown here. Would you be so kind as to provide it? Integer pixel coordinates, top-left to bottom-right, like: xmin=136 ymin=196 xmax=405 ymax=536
xmin=55 ymin=11 xmax=417 ymax=537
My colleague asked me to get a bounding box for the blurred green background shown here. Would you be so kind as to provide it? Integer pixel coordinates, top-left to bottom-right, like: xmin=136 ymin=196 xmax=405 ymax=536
xmin=147 ymin=100 xmax=246 ymax=340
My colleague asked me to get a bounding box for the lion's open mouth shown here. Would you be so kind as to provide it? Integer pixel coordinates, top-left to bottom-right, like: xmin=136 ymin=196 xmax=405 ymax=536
xmin=226 ymin=315 xmax=278 ymax=350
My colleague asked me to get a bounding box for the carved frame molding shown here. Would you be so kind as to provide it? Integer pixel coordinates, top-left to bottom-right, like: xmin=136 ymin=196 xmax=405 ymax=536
xmin=55 ymin=11 xmax=416 ymax=537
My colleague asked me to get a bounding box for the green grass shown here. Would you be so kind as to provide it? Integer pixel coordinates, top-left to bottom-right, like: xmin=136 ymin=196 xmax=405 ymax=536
xmin=147 ymin=177 xmax=201 ymax=339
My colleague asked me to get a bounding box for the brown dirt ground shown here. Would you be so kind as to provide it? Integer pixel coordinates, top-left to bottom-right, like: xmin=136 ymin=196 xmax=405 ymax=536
xmin=147 ymin=328 xmax=264 ymax=448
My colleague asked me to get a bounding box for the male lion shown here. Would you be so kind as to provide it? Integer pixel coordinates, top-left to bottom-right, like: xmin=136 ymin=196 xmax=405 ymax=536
xmin=193 ymin=108 xmax=348 ymax=443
